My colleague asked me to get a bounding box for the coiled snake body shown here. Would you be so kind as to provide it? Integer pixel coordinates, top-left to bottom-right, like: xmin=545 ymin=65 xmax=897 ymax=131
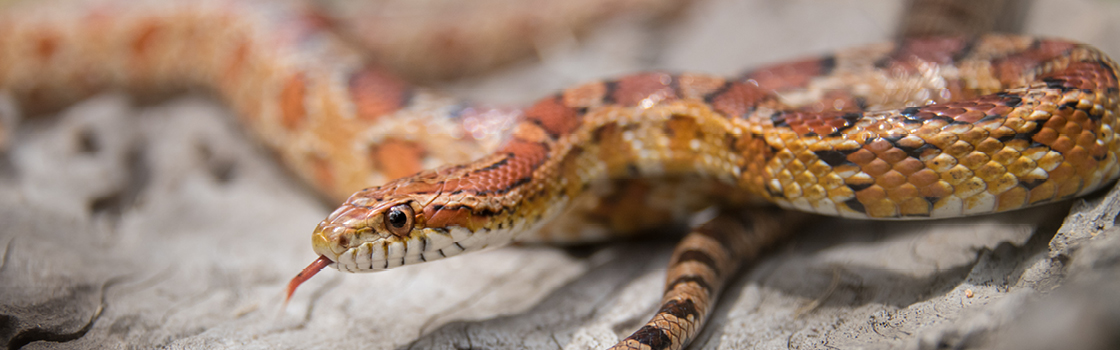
xmin=3 ymin=2 xmax=1119 ymax=350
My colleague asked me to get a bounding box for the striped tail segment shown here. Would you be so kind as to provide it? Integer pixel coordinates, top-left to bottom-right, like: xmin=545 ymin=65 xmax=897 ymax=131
xmin=608 ymin=209 xmax=807 ymax=350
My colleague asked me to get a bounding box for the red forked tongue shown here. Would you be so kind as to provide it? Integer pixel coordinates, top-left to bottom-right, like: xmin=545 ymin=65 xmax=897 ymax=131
xmin=285 ymin=255 xmax=333 ymax=302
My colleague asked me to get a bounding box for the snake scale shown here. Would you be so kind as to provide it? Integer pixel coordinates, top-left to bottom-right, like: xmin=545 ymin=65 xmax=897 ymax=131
xmin=3 ymin=1 xmax=1119 ymax=350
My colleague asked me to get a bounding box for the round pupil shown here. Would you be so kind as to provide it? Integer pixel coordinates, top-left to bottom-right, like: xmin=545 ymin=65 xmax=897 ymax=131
xmin=387 ymin=210 xmax=408 ymax=228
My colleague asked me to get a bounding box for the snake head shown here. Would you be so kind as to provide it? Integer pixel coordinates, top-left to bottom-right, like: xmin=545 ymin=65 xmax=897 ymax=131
xmin=310 ymin=170 xmax=511 ymax=272
xmin=288 ymin=185 xmax=431 ymax=300
xmin=311 ymin=187 xmax=428 ymax=272
xmin=312 ymin=198 xmax=419 ymax=263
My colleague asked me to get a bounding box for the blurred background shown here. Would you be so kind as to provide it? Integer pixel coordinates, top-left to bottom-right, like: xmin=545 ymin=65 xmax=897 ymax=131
xmin=2 ymin=0 xmax=1120 ymax=349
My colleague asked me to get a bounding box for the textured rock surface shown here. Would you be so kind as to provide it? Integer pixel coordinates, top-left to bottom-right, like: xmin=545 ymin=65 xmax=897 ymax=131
xmin=3 ymin=0 xmax=1120 ymax=349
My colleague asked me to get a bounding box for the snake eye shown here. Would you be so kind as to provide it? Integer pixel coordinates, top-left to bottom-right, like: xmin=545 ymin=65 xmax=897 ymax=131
xmin=384 ymin=204 xmax=414 ymax=237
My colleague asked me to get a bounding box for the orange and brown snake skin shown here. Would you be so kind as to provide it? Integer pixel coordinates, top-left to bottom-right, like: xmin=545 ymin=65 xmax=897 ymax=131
xmin=3 ymin=1 xmax=1120 ymax=350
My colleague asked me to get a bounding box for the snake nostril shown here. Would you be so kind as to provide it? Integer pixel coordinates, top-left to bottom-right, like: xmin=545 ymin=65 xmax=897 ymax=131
xmin=312 ymin=222 xmax=357 ymax=256
xmin=324 ymin=225 xmax=352 ymax=247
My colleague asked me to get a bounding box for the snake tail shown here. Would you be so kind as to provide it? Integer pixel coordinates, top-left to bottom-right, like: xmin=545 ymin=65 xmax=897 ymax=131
xmin=609 ymin=209 xmax=806 ymax=350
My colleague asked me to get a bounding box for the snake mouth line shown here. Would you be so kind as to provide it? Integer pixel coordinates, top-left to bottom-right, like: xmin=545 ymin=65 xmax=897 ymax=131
xmin=312 ymin=196 xmax=572 ymax=274
xmin=286 ymin=224 xmax=500 ymax=300
xmin=312 ymin=223 xmax=515 ymax=271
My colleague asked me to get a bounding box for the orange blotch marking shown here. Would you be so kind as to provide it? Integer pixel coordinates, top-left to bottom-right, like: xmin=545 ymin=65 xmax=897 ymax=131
xmin=745 ymin=57 xmax=833 ymax=91
xmin=676 ymin=74 xmax=729 ymax=100
xmin=710 ymin=82 xmax=772 ymax=117
xmin=441 ymin=139 xmax=547 ymax=195
xmin=779 ymin=111 xmax=860 ymax=135
xmin=524 ymin=96 xmax=581 ymax=137
xmin=131 ymin=20 xmax=161 ymax=59
xmin=611 ymin=73 xmax=676 ymax=107
xmin=900 ymin=37 xmax=971 ymax=63
xmin=881 ymin=37 xmax=969 ymax=76
xmin=35 ymin=32 xmax=58 ymax=61
xmin=350 ymin=68 xmax=409 ymax=122
xmin=423 ymin=205 xmax=486 ymax=231
xmin=223 ymin=39 xmax=250 ymax=86
xmin=993 ymin=40 xmax=1076 ymax=84
xmin=280 ymin=74 xmax=307 ymax=131
xmin=369 ymin=139 xmax=426 ymax=179
xmin=562 ymin=81 xmax=608 ymax=108
xmin=1042 ymin=61 xmax=1120 ymax=90
xmin=295 ymin=7 xmax=335 ymax=32
xmin=385 ymin=171 xmax=444 ymax=197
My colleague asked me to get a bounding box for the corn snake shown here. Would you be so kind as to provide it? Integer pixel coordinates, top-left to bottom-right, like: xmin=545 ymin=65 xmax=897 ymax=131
xmin=3 ymin=1 xmax=1120 ymax=350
